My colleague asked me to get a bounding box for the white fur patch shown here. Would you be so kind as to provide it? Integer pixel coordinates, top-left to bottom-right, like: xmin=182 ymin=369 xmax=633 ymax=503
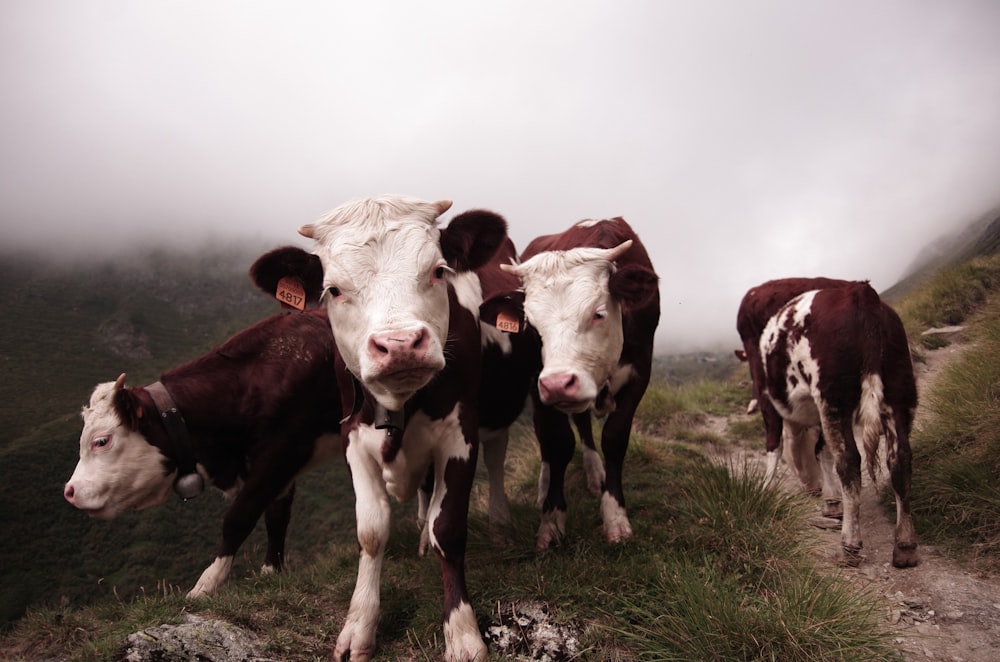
xmin=600 ymin=492 xmax=632 ymax=542
xmin=443 ymin=601 xmax=488 ymax=661
xmin=188 ymin=556 xmax=233 ymax=598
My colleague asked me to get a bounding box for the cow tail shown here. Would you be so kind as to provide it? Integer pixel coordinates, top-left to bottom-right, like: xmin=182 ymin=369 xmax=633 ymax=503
xmin=858 ymin=373 xmax=885 ymax=483
xmin=857 ymin=283 xmax=886 ymax=483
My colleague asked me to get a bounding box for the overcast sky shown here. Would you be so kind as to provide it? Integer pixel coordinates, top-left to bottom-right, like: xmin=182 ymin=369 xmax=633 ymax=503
xmin=3 ymin=1 xmax=1000 ymax=352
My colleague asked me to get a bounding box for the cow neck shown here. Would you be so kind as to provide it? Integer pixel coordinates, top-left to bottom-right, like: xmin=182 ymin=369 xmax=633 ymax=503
xmin=145 ymin=381 xmax=205 ymax=501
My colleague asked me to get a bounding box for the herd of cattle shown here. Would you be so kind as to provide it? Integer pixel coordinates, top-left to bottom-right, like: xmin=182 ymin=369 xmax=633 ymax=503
xmin=62 ymin=194 xmax=919 ymax=661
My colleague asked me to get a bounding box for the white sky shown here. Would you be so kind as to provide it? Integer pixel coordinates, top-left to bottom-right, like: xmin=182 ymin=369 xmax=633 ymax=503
xmin=3 ymin=1 xmax=1000 ymax=352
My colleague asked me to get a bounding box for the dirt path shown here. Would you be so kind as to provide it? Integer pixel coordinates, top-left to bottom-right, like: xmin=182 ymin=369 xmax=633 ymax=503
xmin=723 ymin=337 xmax=1000 ymax=661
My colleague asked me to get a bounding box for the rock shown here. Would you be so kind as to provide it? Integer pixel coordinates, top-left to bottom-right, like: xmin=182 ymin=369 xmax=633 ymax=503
xmin=124 ymin=614 xmax=274 ymax=662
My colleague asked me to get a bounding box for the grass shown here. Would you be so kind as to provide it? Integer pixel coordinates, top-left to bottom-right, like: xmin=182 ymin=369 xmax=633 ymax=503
xmin=906 ymin=297 xmax=1000 ymax=567
xmin=1 ymin=413 xmax=898 ymax=661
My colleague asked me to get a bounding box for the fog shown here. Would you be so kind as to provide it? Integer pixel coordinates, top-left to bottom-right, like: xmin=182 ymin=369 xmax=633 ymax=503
xmin=3 ymin=1 xmax=1000 ymax=352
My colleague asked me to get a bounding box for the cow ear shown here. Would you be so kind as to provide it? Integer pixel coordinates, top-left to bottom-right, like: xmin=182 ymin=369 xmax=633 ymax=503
xmin=249 ymin=246 xmax=324 ymax=306
xmin=608 ymin=264 xmax=659 ymax=307
xmin=440 ymin=209 xmax=508 ymax=272
xmin=113 ymin=388 xmax=142 ymax=430
xmin=480 ymin=291 xmax=526 ymax=334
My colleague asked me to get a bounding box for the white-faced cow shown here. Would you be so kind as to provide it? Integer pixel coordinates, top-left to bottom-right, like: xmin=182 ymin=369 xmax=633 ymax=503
xmin=736 ymin=277 xmax=852 ymax=508
xmin=250 ymin=195 xmax=506 ymax=662
xmin=759 ymin=281 xmax=919 ymax=568
xmin=64 ymin=308 xmax=343 ymax=597
xmin=482 ymin=217 xmax=660 ymax=548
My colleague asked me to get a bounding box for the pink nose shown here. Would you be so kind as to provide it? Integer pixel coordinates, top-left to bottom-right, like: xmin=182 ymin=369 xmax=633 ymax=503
xmin=64 ymin=484 xmax=76 ymax=504
xmin=367 ymin=328 xmax=430 ymax=366
xmin=538 ymin=371 xmax=580 ymax=404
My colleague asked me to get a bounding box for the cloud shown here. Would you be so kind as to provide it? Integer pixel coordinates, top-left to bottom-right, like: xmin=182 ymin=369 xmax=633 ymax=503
xmin=2 ymin=0 xmax=1000 ymax=352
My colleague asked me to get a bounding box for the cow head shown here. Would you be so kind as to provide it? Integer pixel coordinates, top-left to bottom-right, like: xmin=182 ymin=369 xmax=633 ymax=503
xmin=250 ymin=196 xmax=507 ymax=412
xmin=486 ymin=240 xmax=657 ymax=414
xmin=64 ymin=375 xmax=175 ymax=519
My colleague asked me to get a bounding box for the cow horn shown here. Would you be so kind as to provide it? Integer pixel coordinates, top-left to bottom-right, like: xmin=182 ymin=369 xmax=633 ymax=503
xmin=114 ymin=373 xmax=127 ymax=390
xmin=433 ymin=199 xmax=453 ymax=216
xmin=605 ymin=240 xmax=633 ymax=262
xmin=298 ymin=223 xmax=316 ymax=239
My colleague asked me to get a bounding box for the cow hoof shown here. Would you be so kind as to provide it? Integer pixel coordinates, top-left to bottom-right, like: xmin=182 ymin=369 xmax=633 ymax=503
xmin=892 ymin=543 xmax=919 ymax=568
xmin=840 ymin=544 xmax=864 ymax=567
xmin=807 ymin=516 xmax=842 ymax=530
xmin=604 ymin=520 xmax=633 ymax=543
xmin=822 ymin=500 xmax=843 ymax=519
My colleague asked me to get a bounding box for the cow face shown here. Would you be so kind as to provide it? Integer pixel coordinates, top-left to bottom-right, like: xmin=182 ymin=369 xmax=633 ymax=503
xmin=499 ymin=241 xmax=640 ymax=414
xmin=64 ymin=375 xmax=174 ymax=519
xmin=251 ymin=197 xmax=506 ymax=412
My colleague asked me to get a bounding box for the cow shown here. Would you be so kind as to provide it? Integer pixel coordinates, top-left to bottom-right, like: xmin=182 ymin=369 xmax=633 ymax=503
xmin=758 ymin=281 xmax=919 ymax=568
xmin=249 ymin=195 xmax=507 ymax=662
xmin=63 ymin=308 xmax=343 ymax=597
xmin=481 ymin=217 xmax=660 ymax=549
xmin=736 ymin=277 xmax=853 ymax=510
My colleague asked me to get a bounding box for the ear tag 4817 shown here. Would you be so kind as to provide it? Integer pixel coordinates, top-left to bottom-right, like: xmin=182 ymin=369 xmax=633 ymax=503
xmin=275 ymin=277 xmax=306 ymax=311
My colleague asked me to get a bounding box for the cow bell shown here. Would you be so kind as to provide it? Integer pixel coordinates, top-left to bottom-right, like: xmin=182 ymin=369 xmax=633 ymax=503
xmin=174 ymin=472 xmax=205 ymax=500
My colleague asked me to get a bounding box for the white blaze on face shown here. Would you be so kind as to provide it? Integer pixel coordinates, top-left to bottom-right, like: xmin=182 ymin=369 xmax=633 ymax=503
xmin=506 ymin=243 xmax=630 ymax=414
xmin=63 ymin=381 xmax=174 ymax=519
xmin=300 ymin=196 xmax=454 ymax=411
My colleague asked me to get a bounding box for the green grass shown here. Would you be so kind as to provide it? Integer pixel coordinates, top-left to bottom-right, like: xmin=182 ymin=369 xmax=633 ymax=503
xmin=1 ymin=419 xmax=897 ymax=661
xmin=907 ymin=297 xmax=1000 ymax=567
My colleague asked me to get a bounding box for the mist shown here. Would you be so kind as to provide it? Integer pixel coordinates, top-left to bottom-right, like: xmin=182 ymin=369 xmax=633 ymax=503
xmin=3 ymin=0 xmax=1000 ymax=353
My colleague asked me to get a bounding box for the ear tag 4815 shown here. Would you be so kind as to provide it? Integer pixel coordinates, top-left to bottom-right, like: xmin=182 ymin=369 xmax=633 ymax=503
xmin=275 ymin=277 xmax=306 ymax=311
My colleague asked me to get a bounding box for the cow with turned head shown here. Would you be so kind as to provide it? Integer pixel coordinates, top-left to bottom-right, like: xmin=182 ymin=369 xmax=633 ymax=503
xmin=736 ymin=277 xmax=853 ymax=507
xmin=758 ymin=281 xmax=919 ymax=568
xmin=251 ymin=195 xmax=507 ymax=662
xmin=482 ymin=217 xmax=660 ymax=548
xmin=64 ymin=308 xmax=343 ymax=597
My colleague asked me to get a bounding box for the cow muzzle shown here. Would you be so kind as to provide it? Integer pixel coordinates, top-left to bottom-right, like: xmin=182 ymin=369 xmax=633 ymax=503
xmin=538 ymin=371 xmax=594 ymax=414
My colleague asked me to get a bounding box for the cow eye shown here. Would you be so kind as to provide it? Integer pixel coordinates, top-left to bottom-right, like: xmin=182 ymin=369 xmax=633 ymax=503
xmin=431 ymin=264 xmax=452 ymax=282
xmin=325 ymin=286 xmax=342 ymax=299
xmin=91 ymin=435 xmax=112 ymax=452
xmin=593 ymin=307 xmax=608 ymax=322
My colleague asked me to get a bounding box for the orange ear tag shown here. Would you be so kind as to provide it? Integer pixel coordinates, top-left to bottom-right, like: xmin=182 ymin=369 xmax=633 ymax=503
xmin=275 ymin=276 xmax=306 ymax=311
xmin=495 ymin=311 xmax=521 ymax=333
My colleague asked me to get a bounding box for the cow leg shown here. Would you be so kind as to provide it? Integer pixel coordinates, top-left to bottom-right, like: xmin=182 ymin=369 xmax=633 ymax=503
xmin=262 ymin=482 xmax=296 ymax=573
xmin=480 ymin=426 xmax=512 ymax=525
xmin=816 ymin=435 xmax=843 ymax=519
xmin=336 ymin=434 xmax=391 ymax=662
xmin=428 ymin=441 xmax=486 ymax=661
xmin=760 ymin=399 xmax=785 ymax=487
xmin=597 ymin=398 xmax=641 ymax=543
xmin=825 ymin=413 xmax=864 ymax=566
xmin=534 ymin=403 xmax=574 ymax=548
xmin=189 ymin=454 xmax=304 ymax=598
xmin=572 ymin=412 xmax=604 ymax=496
xmin=781 ymin=422 xmax=821 ymax=494
xmin=418 ymin=467 xmax=434 ymax=556
xmin=887 ymin=408 xmax=919 ymax=568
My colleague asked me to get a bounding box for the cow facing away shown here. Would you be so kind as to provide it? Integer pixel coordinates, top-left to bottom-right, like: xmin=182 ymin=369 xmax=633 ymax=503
xmin=736 ymin=277 xmax=853 ymax=507
xmin=482 ymin=217 xmax=660 ymax=548
xmin=64 ymin=309 xmax=343 ymax=597
xmin=759 ymin=281 xmax=919 ymax=568
xmin=250 ymin=195 xmax=506 ymax=662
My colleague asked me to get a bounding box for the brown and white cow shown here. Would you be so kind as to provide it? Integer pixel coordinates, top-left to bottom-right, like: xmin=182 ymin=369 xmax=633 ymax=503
xmin=482 ymin=217 xmax=660 ymax=548
xmin=64 ymin=308 xmax=343 ymax=597
xmin=736 ymin=277 xmax=852 ymax=504
xmin=759 ymin=281 xmax=919 ymax=568
xmin=250 ymin=195 xmax=506 ymax=662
